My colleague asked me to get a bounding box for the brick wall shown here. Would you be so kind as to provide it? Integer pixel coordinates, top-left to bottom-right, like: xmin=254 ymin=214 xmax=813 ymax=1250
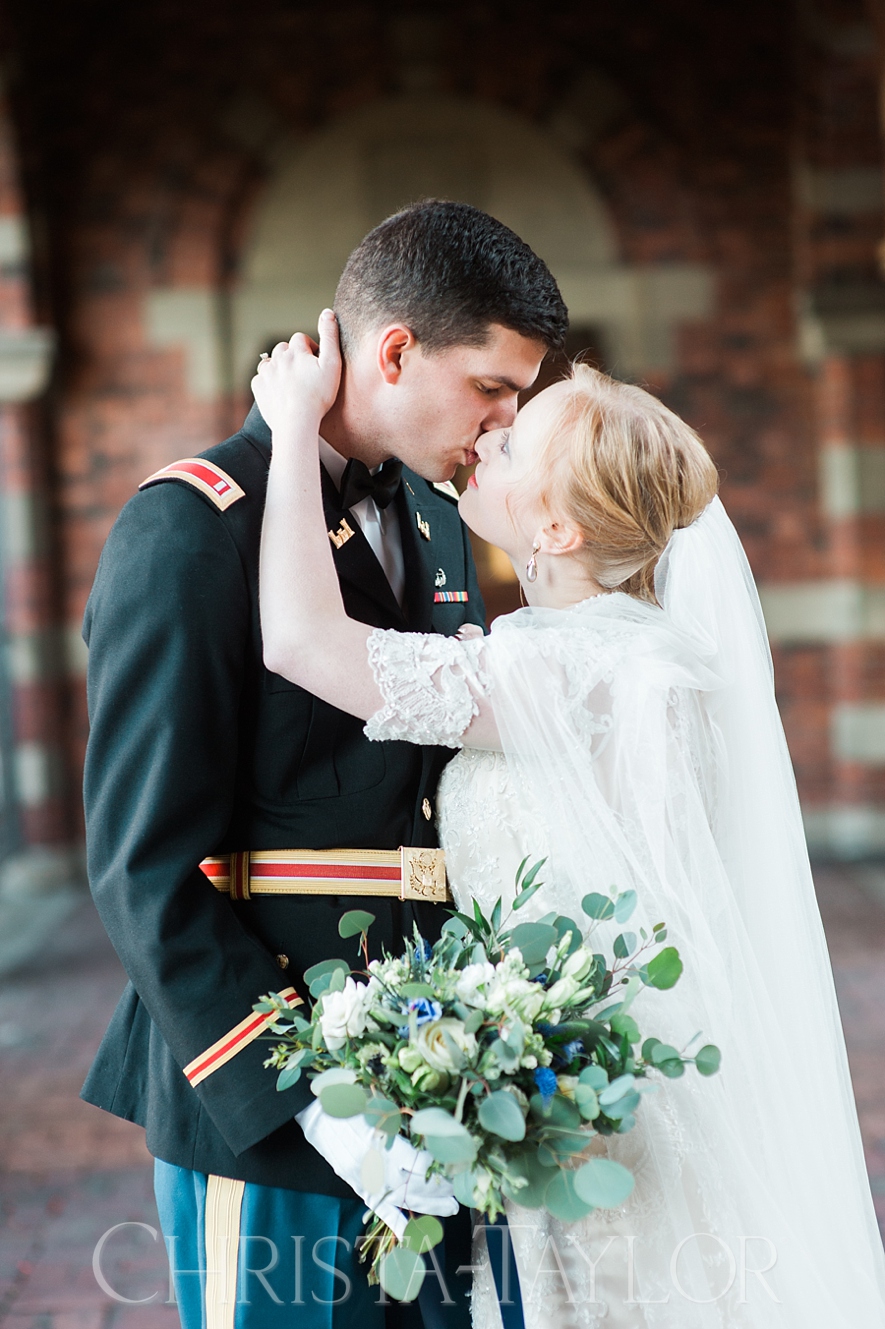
xmin=1 ymin=0 xmax=883 ymax=855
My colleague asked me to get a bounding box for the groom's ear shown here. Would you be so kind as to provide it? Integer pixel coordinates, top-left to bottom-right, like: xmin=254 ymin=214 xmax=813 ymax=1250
xmin=376 ymin=325 xmax=418 ymax=384
xmin=540 ymin=520 xmax=584 ymax=558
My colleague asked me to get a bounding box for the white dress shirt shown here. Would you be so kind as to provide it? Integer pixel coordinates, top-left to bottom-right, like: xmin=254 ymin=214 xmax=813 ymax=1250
xmin=318 ymin=437 xmax=405 ymax=606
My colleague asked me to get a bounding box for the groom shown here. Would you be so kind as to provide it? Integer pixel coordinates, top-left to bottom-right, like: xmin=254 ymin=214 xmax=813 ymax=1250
xmin=81 ymin=200 xmax=567 ymax=1329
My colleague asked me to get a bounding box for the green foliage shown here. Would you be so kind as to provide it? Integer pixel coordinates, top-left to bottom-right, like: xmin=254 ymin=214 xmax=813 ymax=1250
xmin=695 ymin=1044 xmax=722 ymax=1076
xmin=478 ymin=1090 xmax=527 ymax=1142
xmin=339 ymin=909 xmax=376 ymax=939
xmin=379 ymin=1246 xmax=425 ymax=1301
xmin=574 ymin=1158 xmax=635 ymax=1208
xmin=401 ymin=1216 xmax=444 ymax=1253
xmin=645 ymin=946 xmax=683 ymax=989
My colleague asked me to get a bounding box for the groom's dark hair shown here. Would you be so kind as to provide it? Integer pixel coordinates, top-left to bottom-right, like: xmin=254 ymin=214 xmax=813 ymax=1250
xmin=334 ymin=199 xmax=568 ymax=358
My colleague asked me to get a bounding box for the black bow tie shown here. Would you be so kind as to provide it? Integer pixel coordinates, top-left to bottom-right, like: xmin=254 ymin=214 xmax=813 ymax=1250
xmin=338 ymin=457 xmax=403 ymax=511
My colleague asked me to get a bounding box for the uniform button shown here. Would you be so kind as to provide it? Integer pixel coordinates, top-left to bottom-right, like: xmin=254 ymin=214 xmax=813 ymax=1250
xmin=276 ymin=954 xmax=289 ymax=970
xmin=422 ymin=798 xmax=433 ymax=821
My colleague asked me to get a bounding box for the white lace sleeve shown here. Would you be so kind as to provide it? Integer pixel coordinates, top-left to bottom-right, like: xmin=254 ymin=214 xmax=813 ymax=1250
xmin=364 ymin=629 xmax=491 ymax=747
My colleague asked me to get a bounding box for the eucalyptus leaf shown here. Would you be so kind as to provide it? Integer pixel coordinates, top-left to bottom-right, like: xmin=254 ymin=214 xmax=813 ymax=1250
xmin=442 ymin=916 xmax=469 ymax=939
xmin=601 ymin=1090 xmax=640 ymax=1119
xmin=641 ymin=1037 xmax=661 ymax=1062
xmin=598 ymin=1074 xmax=635 ymax=1106
xmin=364 ymin=1094 xmax=402 ymax=1137
xmin=502 ymin=1150 xmax=554 ymax=1208
xmin=581 ymin=892 xmax=615 ymax=921
xmin=656 ymin=1058 xmax=686 ymax=1079
xmin=463 ymin=1009 xmax=485 ymax=1035
xmin=646 ymin=946 xmax=683 ymax=989
xmin=508 ymin=922 xmax=557 ymax=966
xmin=574 ymin=1158 xmax=635 ymax=1208
xmin=422 ymin=1132 xmax=478 ymax=1164
xmin=311 ymin=1067 xmax=357 ymax=1095
xmin=610 ymin=1012 xmax=641 ymax=1044
xmin=410 ymin=1107 xmax=464 ymax=1137
xmin=574 ymin=1084 xmax=600 ymax=1120
xmin=327 ymin=967 xmax=346 ymax=993
xmin=276 ymin=1064 xmax=302 ymax=1092
xmin=613 ymin=889 xmax=638 ymax=923
xmin=379 ymin=1247 xmax=425 ymax=1302
xmin=303 ymin=958 xmax=349 ymax=986
xmin=338 ymin=909 xmax=376 ymax=938
xmin=544 ymin=1168 xmax=595 ymax=1222
xmin=578 ymin=1065 xmax=609 ymax=1091
xmin=319 ymin=1083 xmax=368 ymax=1118
xmin=695 ymin=1044 xmax=722 ymax=1076
xmin=613 ymin=932 xmax=637 ymax=959
xmin=649 ymin=1043 xmax=680 ymax=1066
xmin=478 ymin=1090 xmax=527 ymax=1142
xmin=400 ymin=982 xmax=434 ymax=998
xmin=402 ymin=1215 xmax=444 ymax=1253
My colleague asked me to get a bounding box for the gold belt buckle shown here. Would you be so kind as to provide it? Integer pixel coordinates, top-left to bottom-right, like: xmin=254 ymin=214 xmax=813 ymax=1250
xmin=400 ymin=847 xmax=449 ymax=902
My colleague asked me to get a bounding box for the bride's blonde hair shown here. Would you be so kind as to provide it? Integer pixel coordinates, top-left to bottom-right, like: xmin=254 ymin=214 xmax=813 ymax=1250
xmin=533 ymin=363 xmax=719 ymax=603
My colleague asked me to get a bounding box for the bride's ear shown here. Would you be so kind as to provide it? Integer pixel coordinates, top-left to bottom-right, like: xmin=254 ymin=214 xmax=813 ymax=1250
xmin=538 ymin=519 xmax=584 ymax=558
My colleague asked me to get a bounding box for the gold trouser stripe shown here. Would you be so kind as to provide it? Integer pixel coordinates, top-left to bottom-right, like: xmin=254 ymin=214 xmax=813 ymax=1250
xmin=205 ymin=1174 xmax=245 ymax=1329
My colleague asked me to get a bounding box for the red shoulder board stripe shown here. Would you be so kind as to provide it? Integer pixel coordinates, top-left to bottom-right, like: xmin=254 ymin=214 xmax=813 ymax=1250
xmin=139 ymin=458 xmax=245 ymax=511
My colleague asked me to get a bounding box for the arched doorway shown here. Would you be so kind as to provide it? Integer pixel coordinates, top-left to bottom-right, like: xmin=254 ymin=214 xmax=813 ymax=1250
xmin=232 ymin=93 xmax=711 ymax=616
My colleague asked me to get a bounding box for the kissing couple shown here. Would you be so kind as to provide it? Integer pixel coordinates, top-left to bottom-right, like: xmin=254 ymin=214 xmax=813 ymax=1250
xmin=83 ymin=201 xmax=885 ymax=1328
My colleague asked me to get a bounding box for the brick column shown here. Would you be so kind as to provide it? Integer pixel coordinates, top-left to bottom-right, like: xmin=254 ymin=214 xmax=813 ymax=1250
xmin=0 ymin=83 xmax=71 ymax=896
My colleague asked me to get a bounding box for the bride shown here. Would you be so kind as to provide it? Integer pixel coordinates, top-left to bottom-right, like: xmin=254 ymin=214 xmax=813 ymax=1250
xmin=253 ymin=310 xmax=885 ymax=1326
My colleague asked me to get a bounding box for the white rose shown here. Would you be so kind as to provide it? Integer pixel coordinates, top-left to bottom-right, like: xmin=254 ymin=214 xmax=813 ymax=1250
xmin=415 ymin=1018 xmax=478 ymax=1073
xmin=319 ymin=977 xmax=373 ymax=1051
xmin=454 ymin=962 xmax=496 ymax=1007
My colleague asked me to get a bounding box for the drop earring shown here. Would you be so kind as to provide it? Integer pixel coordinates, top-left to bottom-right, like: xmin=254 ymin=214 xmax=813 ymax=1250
xmin=525 ymin=540 xmax=541 ymax=583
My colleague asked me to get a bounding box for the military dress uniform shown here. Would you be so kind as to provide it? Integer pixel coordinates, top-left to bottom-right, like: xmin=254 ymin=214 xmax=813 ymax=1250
xmin=80 ymin=404 xmax=485 ymax=1329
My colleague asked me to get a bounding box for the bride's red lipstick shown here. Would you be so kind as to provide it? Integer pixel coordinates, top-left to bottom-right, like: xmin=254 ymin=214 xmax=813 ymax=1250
xmin=467 ymin=472 xmax=478 ymax=489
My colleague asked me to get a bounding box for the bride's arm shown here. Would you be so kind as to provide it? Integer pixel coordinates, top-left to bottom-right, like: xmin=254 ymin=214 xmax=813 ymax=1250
xmin=255 ymin=312 xmax=499 ymax=749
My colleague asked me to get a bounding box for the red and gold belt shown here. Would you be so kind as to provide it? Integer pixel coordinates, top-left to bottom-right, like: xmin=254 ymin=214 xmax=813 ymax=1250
xmin=199 ymin=847 xmax=451 ymax=904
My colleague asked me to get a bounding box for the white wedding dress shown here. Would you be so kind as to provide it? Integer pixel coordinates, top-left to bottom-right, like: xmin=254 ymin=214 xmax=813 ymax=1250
xmin=363 ymin=500 xmax=885 ymax=1328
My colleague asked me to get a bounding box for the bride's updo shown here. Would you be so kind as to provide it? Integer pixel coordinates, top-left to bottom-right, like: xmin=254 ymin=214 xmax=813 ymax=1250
xmin=537 ymin=364 xmax=719 ymax=603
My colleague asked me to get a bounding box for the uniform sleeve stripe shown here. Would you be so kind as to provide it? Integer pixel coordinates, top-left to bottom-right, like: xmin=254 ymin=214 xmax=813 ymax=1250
xmin=139 ymin=459 xmax=245 ymax=511
xmin=183 ymin=986 xmax=302 ymax=1087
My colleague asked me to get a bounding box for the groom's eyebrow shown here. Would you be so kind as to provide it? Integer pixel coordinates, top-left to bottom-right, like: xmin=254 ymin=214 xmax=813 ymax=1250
xmin=482 ymin=374 xmax=527 ymax=392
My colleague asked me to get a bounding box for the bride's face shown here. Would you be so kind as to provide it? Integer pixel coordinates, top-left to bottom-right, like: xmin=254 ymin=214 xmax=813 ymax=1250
xmin=458 ymin=382 xmax=567 ymax=557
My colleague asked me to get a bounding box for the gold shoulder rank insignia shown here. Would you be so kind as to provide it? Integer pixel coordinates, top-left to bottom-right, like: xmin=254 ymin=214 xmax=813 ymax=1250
xmin=432 ymin=480 xmax=460 ymax=502
xmin=139 ymin=458 xmax=245 ymax=511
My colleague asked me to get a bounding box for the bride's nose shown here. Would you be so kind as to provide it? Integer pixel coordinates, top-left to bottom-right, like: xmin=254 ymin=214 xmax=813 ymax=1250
xmin=474 ymin=429 xmax=500 ymax=463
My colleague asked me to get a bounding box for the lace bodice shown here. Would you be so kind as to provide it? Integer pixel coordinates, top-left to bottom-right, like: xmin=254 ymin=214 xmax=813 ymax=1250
xmin=364 ymin=625 xmax=692 ymax=1329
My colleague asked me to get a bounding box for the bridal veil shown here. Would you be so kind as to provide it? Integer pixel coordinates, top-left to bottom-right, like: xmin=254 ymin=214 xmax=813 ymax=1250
xmin=484 ymin=497 xmax=885 ymax=1324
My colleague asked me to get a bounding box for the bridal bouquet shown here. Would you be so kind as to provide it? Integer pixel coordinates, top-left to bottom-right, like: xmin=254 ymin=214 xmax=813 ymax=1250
xmin=257 ymin=860 xmax=720 ymax=1300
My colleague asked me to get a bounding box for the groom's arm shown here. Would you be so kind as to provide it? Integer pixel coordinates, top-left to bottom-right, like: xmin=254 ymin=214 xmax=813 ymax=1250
xmin=83 ymin=482 xmax=315 ymax=1156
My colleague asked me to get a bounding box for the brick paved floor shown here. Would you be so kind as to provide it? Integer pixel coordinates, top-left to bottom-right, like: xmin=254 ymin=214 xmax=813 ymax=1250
xmin=0 ymin=872 xmax=883 ymax=1329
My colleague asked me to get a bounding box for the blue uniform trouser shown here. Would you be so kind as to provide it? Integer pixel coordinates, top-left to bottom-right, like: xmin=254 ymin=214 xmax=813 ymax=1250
xmin=153 ymin=1160 xmax=475 ymax=1329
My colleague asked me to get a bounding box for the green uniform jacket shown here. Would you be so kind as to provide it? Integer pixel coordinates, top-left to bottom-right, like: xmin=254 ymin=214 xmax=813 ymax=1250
xmin=80 ymin=405 xmax=485 ymax=1196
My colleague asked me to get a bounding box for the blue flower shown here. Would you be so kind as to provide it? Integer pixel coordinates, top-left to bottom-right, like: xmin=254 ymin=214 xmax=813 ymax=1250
xmin=531 ymin=972 xmax=548 ymax=985
xmin=397 ymin=997 xmax=442 ymax=1036
xmin=562 ymin=1039 xmax=584 ymax=1063
xmin=417 ymin=938 xmax=433 ymax=963
xmin=534 ymin=1066 xmax=558 ymax=1104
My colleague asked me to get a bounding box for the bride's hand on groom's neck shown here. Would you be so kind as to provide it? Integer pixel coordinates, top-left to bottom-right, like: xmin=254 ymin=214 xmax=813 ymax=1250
xmin=251 ymin=309 xmax=342 ymax=438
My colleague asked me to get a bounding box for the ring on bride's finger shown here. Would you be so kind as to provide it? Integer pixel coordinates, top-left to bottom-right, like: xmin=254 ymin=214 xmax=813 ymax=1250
xmin=258 ymin=352 xmax=270 ymax=362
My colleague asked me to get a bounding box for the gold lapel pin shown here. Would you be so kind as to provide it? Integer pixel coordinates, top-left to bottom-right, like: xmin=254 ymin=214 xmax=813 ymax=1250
xmin=416 ymin=512 xmax=431 ymax=541
xmin=328 ymin=519 xmax=355 ymax=549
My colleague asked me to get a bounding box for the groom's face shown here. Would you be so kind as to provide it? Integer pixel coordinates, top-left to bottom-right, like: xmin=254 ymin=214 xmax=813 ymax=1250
xmin=375 ymin=323 xmax=546 ymax=482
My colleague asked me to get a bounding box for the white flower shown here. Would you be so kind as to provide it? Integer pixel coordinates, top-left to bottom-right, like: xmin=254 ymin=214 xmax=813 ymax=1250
xmin=454 ymin=961 xmax=496 ymax=1007
xmin=487 ymin=977 xmax=545 ymax=1023
xmin=319 ymin=977 xmax=374 ymax=1051
xmin=415 ymin=1018 xmax=478 ymax=1073
xmin=562 ymin=946 xmax=595 ymax=980
xmin=557 ymin=1074 xmax=579 ymax=1099
xmin=542 ymin=975 xmax=581 ymax=1010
